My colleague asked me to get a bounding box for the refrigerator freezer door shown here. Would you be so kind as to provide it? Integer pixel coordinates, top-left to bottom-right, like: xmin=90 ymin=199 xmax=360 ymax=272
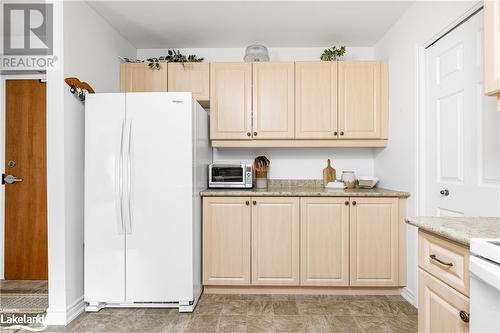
xmin=84 ymin=93 xmax=126 ymax=303
xmin=125 ymin=92 xmax=194 ymax=302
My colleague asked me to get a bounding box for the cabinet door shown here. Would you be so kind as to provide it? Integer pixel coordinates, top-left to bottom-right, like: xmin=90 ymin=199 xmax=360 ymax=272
xmin=252 ymin=62 xmax=295 ymax=139
xmin=484 ymin=0 xmax=500 ymax=111
xmin=210 ymin=63 xmax=252 ymax=140
xmin=295 ymin=62 xmax=338 ymax=139
xmin=350 ymin=197 xmax=398 ymax=286
xmin=338 ymin=61 xmax=388 ymax=139
xmin=252 ymin=197 xmax=300 ymax=285
xmin=203 ymin=197 xmax=251 ymax=285
xmin=300 ymin=197 xmax=349 ymax=286
xmin=120 ymin=62 xmax=168 ymax=92
xmin=418 ymin=269 xmax=470 ymax=333
xmin=167 ymin=63 xmax=210 ymax=102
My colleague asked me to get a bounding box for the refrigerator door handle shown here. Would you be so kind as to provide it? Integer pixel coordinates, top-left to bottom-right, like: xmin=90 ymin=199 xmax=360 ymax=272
xmin=126 ymin=120 xmax=133 ymax=234
xmin=116 ymin=119 xmax=126 ymax=234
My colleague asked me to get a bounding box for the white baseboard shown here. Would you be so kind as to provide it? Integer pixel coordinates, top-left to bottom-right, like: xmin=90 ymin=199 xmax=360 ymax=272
xmin=401 ymin=287 xmax=417 ymax=308
xmin=45 ymin=296 xmax=85 ymax=326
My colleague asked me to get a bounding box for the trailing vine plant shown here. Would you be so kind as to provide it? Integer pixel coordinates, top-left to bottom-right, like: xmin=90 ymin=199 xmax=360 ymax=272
xmin=120 ymin=50 xmax=204 ymax=70
xmin=320 ymin=46 xmax=346 ymax=61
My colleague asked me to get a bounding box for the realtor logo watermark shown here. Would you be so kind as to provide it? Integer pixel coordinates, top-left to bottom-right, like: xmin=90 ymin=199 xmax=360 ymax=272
xmin=2 ymin=3 xmax=58 ymax=70
xmin=0 ymin=313 xmax=46 ymax=331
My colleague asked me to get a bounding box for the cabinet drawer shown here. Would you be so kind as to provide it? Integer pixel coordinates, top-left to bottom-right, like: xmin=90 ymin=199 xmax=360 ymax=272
xmin=418 ymin=231 xmax=469 ymax=296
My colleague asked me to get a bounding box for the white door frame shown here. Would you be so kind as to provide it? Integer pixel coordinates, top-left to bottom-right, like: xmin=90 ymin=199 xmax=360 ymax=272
xmin=0 ymin=73 xmax=46 ymax=279
xmin=415 ymin=2 xmax=484 ymax=217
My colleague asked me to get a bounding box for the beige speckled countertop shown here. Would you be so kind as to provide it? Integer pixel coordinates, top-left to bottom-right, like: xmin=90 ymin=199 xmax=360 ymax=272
xmin=201 ymin=180 xmax=410 ymax=198
xmin=406 ymin=216 xmax=500 ymax=246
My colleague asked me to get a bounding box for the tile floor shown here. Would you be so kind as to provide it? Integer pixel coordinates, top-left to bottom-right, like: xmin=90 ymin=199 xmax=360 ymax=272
xmin=41 ymin=294 xmax=417 ymax=333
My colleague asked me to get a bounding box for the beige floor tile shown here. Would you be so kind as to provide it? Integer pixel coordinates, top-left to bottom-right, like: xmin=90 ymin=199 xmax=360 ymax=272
xmin=306 ymin=314 xmax=332 ymax=333
xmin=186 ymin=314 xmax=219 ymax=333
xmin=273 ymin=315 xmax=309 ymax=332
xmin=388 ymin=301 xmax=418 ymax=316
xmin=221 ymin=300 xmax=248 ymax=316
xmin=273 ymin=301 xmax=299 ymax=315
xmin=246 ymin=300 xmax=273 ymax=316
xmin=324 ymin=301 xmax=353 ymax=316
xmin=327 ymin=315 xmax=363 ymax=333
xmin=216 ymin=315 xmax=247 ymax=332
xmin=349 ymin=301 xmax=395 ymax=317
xmin=246 ymin=315 xmax=273 ymax=333
xmin=354 ymin=316 xmax=392 ymax=333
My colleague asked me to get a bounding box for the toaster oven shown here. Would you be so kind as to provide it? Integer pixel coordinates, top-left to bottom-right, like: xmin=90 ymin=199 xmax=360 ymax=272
xmin=208 ymin=163 xmax=253 ymax=188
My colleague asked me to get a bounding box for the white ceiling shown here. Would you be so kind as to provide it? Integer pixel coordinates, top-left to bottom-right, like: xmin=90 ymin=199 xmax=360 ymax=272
xmin=87 ymin=1 xmax=414 ymax=48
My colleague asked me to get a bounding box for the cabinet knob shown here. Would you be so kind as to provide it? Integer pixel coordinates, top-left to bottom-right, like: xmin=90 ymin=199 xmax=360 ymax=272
xmin=253 ymin=200 xmax=257 ymax=205
xmin=440 ymin=189 xmax=450 ymax=196
xmin=352 ymin=201 xmax=357 ymax=206
xmin=334 ymin=131 xmax=338 ymax=136
xmin=345 ymin=201 xmax=349 ymax=206
xmin=253 ymin=132 xmax=258 ymax=136
xmin=247 ymin=132 xmax=251 ymax=137
xmin=340 ymin=131 xmax=344 ymax=136
xmin=459 ymin=310 xmax=469 ymax=323
xmin=245 ymin=201 xmax=250 ymax=206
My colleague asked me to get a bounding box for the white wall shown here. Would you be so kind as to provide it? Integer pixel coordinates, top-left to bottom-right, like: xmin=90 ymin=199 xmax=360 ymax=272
xmin=139 ymin=46 xmax=378 ymax=179
xmin=137 ymin=47 xmax=375 ymax=62
xmin=373 ymin=0 xmax=479 ymax=306
xmin=45 ymin=1 xmax=135 ymax=325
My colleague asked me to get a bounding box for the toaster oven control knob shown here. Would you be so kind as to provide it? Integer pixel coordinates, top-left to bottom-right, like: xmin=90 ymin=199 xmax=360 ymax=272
xmin=246 ymin=172 xmax=251 ymax=177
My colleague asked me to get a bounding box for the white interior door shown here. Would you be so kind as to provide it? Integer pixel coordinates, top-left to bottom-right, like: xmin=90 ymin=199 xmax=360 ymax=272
xmin=84 ymin=94 xmax=126 ymax=303
xmin=426 ymin=10 xmax=500 ymax=217
xmin=125 ymin=92 xmax=193 ymax=303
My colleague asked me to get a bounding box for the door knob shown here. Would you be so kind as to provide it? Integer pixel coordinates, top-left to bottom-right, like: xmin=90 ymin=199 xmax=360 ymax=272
xmin=3 ymin=174 xmax=23 ymax=184
xmin=440 ymin=189 xmax=449 ymax=196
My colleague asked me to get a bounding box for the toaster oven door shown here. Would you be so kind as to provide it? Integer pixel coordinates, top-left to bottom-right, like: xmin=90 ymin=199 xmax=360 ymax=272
xmin=209 ymin=165 xmax=245 ymax=187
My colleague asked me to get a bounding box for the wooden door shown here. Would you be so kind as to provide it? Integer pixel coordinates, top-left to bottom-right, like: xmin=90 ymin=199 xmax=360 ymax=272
xmin=202 ymin=197 xmax=251 ymax=285
xmin=4 ymin=80 xmax=47 ymax=279
xmin=300 ymin=197 xmax=349 ymax=286
xmin=120 ymin=62 xmax=168 ymax=92
xmin=349 ymin=197 xmax=398 ymax=286
xmin=252 ymin=197 xmax=299 ymax=285
xmin=167 ymin=62 xmax=210 ymax=103
xmin=210 ymin=63 xmax=252 ymax=140
xmin=295 ymin=62 xmax=338 ymax=139
xmin=484 ymin=0 xmax=500 ymax=111
xmin=338 ymin=61 xmax=388 ymax=139
xmin=252 ymin=62 xmax=294 ymax=139
xmin=418 ymin=268 xmax=470 ymax=333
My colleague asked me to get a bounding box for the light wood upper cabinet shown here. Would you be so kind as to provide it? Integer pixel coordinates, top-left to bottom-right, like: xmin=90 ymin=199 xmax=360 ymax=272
xmin=252 ymin=62 xmax=295 ymax=139
xmin=418 ymin=268 xmax=470 ymax=333
xmin=210 ymin=63 xmax=252 ymax=140
xmin=338 ymin=61 xmax=388 ymax=139
xmin=350 ymin=197 xmax=398 ymax=286
xmin=484 ymin=0 xmax=500 ymax=111
xmin=300 ymin=197 xmax=349 ymax=286
xmin=295 ymin=62 xmax=338 ymax=139
xmin=167 ymin=63 xmax=210 ymax=102
xmin=120 ymin=62 xmax=168 ymax=92
xmin=202 ymin=197 xmax=251 ymax=285
xmin=252 ymin=197 xmax=300 ymax=286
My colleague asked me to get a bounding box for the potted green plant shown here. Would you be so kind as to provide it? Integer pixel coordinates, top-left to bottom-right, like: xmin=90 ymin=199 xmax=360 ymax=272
xmin=320 ymin=46 xmax=346 ymax=61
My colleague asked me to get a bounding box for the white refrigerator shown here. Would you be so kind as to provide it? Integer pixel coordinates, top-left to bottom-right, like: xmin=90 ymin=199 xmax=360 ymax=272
xmin=84 ymin=92 xmax=210 ymax=312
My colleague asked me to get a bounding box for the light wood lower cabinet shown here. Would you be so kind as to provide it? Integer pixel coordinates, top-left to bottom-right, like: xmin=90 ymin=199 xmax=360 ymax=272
xmin=484 ymin=0 xmax=500 ymax=105
xmin=300 ymin=197 xmax=349 ymax=286
xmin=202 ymin=197 xmax=251 ymax=285
xmin=418 ymin=268 xmax=470 ymax=333
xmin=252 ymin=197 xmax=300 ymax=285
xmin=349 ymin=197 xmax=399 ymax=286
xmin=202 ymin=196 xmax=406 ymax=289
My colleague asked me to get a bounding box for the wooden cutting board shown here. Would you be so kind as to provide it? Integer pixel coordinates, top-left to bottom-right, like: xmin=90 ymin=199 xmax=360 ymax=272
xmin=323 ymin=159 xmax=336 ymax=186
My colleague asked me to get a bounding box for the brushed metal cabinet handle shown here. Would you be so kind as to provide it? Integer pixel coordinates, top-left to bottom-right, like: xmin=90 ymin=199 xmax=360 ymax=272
xmin=429 ymin=254 xmax=453 ymax=267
